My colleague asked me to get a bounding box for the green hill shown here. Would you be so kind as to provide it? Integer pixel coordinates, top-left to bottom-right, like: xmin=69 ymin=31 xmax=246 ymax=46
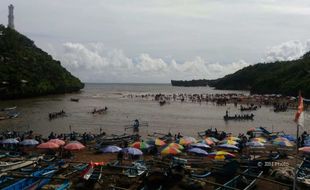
xmin=210 ymin=52 xmax=310 ymax=97
xmin=0 ymin=25 xmax=84 ymax=99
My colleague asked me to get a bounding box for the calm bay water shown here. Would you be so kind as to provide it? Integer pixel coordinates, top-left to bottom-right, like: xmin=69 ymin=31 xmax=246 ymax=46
xmin=0 ymin=83 xmax=307 ymax=137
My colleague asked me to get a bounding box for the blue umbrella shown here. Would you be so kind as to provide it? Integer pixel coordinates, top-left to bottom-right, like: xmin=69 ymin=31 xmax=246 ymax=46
xmin=191 ymin=143 xmax=211 ymax=149
xmin=122 ymin=147 xmax=143 ymax=156
xmin=281 ymin=135 xmax=296 ymax=142
xmin=19 ymin=139 xmax=39 ymax=146
xmin=187 ymin=148 xmax=208 ymax=156
xmin=1 ymin=138 xmax=19 ymax=144
xmin=217 ymin=144 xmax=239 ymax=150
xmin=246 ymin=141 xmax=264 ymax=147
xmin=100 ymin=145 xmax=122 ymax=153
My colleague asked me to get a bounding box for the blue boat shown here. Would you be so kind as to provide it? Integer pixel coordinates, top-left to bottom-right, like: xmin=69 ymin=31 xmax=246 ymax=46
xmin=1 ymin=165 xmax=57 ymax=190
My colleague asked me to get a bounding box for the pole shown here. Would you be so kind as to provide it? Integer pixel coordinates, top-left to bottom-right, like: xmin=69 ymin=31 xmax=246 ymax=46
xmin=293 ymin=124 xmax=300 ymax=190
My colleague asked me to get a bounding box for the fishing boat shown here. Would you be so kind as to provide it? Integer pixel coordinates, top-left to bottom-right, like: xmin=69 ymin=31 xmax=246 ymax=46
xmin=70 ymin=98 xmax=79 ymax=102
xmin=96 ymin=134 xmax=138 ymax=147
xmin=224 ymin=114 xmax=254 ymax=121
xmin=297 ymin=157 xmax=310 ymax=187
xmin=91 ymin=107 xmax=108 ymax=114
xmin=240 ymin=105 xmax=258 ymax=111
xmin=0 ymin=156 xmax=42 ymax=172
xmin=215 ymin=168 xmax=263 ymax=190
xmin=0 ymin=165 xmax=57 ymax=190
xmin=0 ymin=106 xmax=17 ymax=111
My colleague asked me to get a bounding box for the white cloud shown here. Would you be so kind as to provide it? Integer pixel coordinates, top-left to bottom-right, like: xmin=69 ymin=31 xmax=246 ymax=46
xmin=262 ymin=39 xmax=310 ymax=62
xmin=52 ymin=42 xmax=249 ymax=83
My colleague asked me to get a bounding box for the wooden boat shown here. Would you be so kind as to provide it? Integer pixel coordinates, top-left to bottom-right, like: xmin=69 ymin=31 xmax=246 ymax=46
xmin=240 ymin=105 xmax=257 ymax=111
xmin=96 ymin=134 xmax=138 ymax=147
xmin=91 ymin=107 xmax=108 ymax=114
xmin=215 ymin=169 xmax=263 ymax=190
xmin=70 ymin=98 xmax=79 ymax=102
xmin=0 ymin=156 xmax=42 ymax=172
xmin=1 ymin=106 xmax=17 ymax=111
xmin=1 ymin=165 xmax=57 ymax=190
xmin=49 ymin=110 xmax=66 ymax=120
xmin=224 ymin=114 xmax=254 ymax=121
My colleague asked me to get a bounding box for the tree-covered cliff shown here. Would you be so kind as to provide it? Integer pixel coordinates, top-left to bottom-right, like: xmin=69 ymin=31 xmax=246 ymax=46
xmin=210 ymin=52 xmax=310 ymax=97
xmin=0 ymin=25 xmax=84 ymax=99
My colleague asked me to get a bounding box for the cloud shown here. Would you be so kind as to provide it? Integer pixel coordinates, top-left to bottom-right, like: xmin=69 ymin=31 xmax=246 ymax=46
xmin=52 ymin=42 xmax=249 ymax=83
xmin=262 ymin=39 xmax=310 ymax=62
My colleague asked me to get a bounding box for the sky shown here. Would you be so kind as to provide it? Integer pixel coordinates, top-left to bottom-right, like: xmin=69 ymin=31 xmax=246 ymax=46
xmin=1 ymin=0 xmax=310 ymax=83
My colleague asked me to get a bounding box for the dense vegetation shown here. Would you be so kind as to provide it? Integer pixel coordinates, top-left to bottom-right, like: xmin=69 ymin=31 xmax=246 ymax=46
xmin=210 ymin=52 xmax=310 ymax=97
xmin=0 ymin=25 xmax=84 ymax=99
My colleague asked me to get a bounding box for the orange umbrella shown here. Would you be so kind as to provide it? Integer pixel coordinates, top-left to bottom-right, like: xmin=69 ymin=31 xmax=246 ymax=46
xmin=49 ymin=139 xmax=65 ymax=146
xmin=161 ymin=146 xmax=181 ymax=155
xmin=203 ymin=138 xmax=214 ymax=145
xmin=168 ymin=143 xmax=184 ymax=150
xmin=155 ymin=139 xmax=166 ymax=146
xmin=64 ymin=141 xmax=85 ymax=151
xmin=37 ymin=142 xmax=59 ymax=149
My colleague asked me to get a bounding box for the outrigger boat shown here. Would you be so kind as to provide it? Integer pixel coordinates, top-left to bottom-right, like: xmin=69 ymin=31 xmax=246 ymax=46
xmin=297 ymin=157 xmax=310 ymax=187
xmin=215 ymin=168 xmax=263 ymax=190
xmin=224 ymin=114 xmax=254 ymax=121
xmin=0 ymin=156 xmax=42 ymax=172
xmin=0 ymin=164 xmax=57 ymax=190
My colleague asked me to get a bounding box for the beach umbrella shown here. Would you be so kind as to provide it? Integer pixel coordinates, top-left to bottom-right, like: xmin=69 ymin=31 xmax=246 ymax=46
xmin=161 ymin=146 xmax=181 ymax=155
xmin=208 ymin=151 xmax=235 ymax=160
xmin=281 ymin=135 xmax=296 ymax=142
xmin=247 ymin=127 xmax=262 ymax=133
xmin=100 ymin=145 xmax=122 ymax=153
xmin=1 ymin=138 xmax=19 ymax=144
xmin=187 ymin=148 xmax=208 ymax=156
xmin=49 ymin=139 xmax=65 ymax=146
xmin=179 ymin=137 xmax=197 ymax=145
xmin=202 ymin=138 xmax=215 ymax=145
xmin=273 ymin=140 xmax=293 ymax=147
xmin=64 ymin=141 xmax=85 ymax=151
xmin=122 ymin=147 xmax=143 ymax=156
xmin=251 ymin=137 xmax=267 ymax=143
xmin=246 ymin=141 xmax=264 ymax=147
xmin=130 ymin=141 xmax=150 ymax=150
xmin=19 ymin=139 xmax=39 ymax=146
xmin=217 ymin=144 xmax=239 ymax=150
xmin=299 ymin=147 xmax=310 ymax=153
xmin=273 ymin=137 xmax=290 ymax=142
xmin=37 ymin=142 xmax=60 ymax=149
xmin=191 ymin=143 xmax=211 ymax=149
xmin=168 ymin=143 xmax=184 ymax=150
xmin=219 ymin=140 xmax=238 ymax=145
xmin=226 ymin=137 xmax=240 ymax=141
xmin=155 ymin=139 xmax=166 ymax=146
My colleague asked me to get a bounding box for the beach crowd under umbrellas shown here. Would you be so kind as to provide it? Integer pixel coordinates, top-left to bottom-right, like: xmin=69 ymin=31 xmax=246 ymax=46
xmin=0 ymin=124 xmax=309 ymax=190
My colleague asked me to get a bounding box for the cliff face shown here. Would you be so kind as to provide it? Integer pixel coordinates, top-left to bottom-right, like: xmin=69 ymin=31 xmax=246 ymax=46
xmin=210 ymin=52 xmax=310 ymax=97
xmin=0 ymin=25 xmax=84 ymax=99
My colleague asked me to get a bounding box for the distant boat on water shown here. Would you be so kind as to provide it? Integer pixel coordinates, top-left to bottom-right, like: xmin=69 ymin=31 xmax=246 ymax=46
xmin=70 ymin=98 xmax=79 ymax=102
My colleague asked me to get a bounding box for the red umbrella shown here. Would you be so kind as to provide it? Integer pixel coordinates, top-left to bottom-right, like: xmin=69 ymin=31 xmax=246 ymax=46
xmin=37 ymin=142 xmax=60 ymax=149
xmin=64 ymin=141 xmax=85 ymax=151
xmin=49 ymin=139 xmax=65 ymax=146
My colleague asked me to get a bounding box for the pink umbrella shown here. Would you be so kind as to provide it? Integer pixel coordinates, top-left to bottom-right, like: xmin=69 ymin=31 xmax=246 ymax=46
xmin=49 ymin=139 xmax=65 ymax=146
xmin=64 ymin=141 xmax=85 ymax=151
xmin=299 ymin=147 xmax=310 ymax=153
xmin=37 ymin=142 xmax=60 ymax=149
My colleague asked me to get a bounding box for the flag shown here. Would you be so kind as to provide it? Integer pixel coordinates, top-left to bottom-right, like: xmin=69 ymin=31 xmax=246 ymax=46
xmin=295 ymin=93 xmax=304 ymax=127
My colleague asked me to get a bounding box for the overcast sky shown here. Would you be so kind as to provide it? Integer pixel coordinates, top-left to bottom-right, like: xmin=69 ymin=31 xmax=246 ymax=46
xmin=1 ymin=0 xmax=310 ymax=83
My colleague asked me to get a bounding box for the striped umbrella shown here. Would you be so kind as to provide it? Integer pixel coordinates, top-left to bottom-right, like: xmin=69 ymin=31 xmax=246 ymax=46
xmin=273 ymin=140 xmax=293 ymax=147
xmin=130 ymin=141 xmax=150 ymax=150
xmin=64 ymin=141 xmax=85 ymax=151
xmin=273 ymin=137 xmax=290 ymax=142
xmin=49 ymin=139 xmax=65 ymax=146
xmin=208 ymin=151 xmax=235 ymax=160
xmin=168 ymin=143 xmax=184 ymax=150
xmin=161 ymin=146 xmax=181 ymax=155
xmin=37 ymin=142 xmax=59 ymax=149
xmin=155 ymin=139 xmax=166 ymax=146
xmin=179 ymin=137 xmax=197 ymax=145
